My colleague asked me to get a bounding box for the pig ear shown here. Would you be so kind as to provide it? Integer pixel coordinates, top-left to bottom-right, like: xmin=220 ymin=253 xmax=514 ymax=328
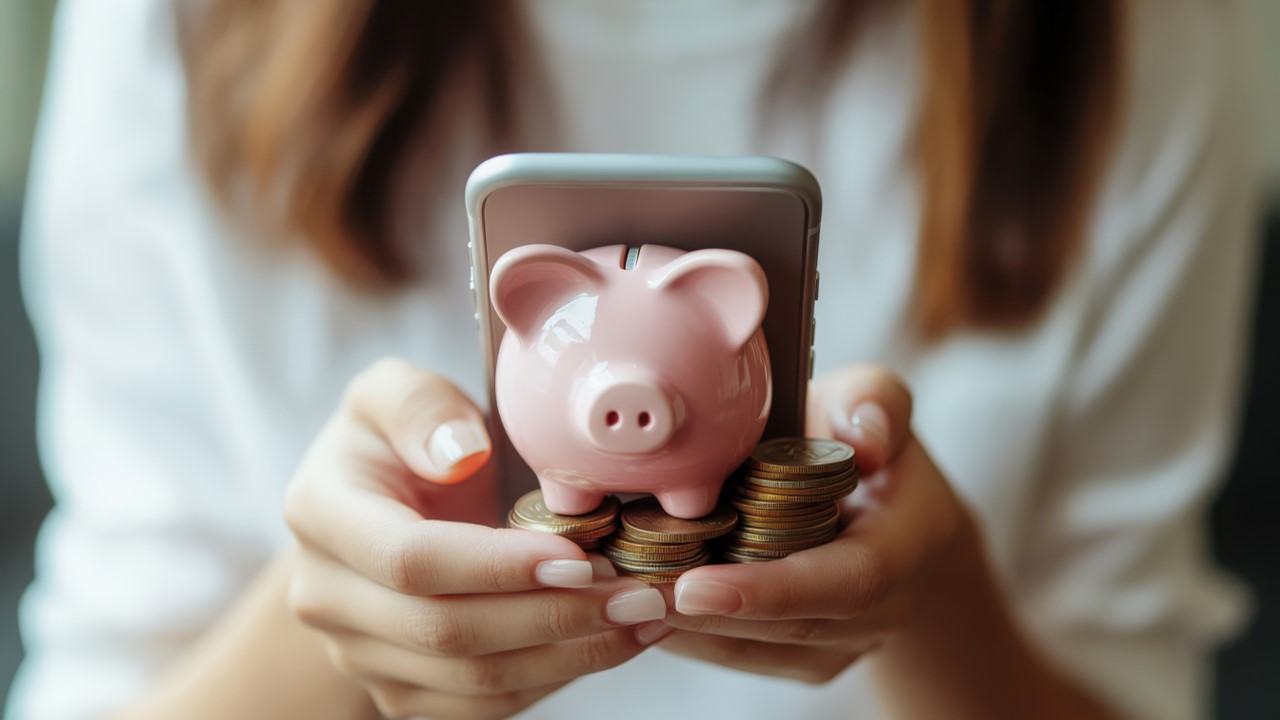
xmin=490 ymin=244 xmax=604 ymax=344
xmin=648 ymin=249 xmax=768 ymax=349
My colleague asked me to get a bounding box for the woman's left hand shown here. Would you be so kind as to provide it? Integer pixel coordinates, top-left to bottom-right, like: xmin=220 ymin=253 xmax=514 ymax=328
xmin=656 ymin=366 xmax=974 ymax=683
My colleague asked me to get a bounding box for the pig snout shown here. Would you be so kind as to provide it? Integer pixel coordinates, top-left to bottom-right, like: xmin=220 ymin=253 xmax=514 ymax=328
xmin=577 ymin=375 xmax=677 ymax=455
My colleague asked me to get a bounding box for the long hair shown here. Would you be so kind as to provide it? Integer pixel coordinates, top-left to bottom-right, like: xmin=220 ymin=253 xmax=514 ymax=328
xmin=179 ymin=0 xmax=1123 ymax=337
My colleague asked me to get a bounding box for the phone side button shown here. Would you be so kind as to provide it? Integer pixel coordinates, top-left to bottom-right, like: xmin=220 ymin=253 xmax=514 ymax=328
xmin=814 ymin=271 xmax=820 ymax=301
xmin=811 ymin=316 xmax=816 ymax=344
xmin=809 ymin=349 xmax=815 ymax=379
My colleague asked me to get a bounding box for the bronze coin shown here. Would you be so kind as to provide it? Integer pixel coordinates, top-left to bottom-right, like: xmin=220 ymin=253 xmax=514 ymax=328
xmin=620 ymin=498 xmax=738 ymax=543
xmin=748 ymin=438 xmax=855 ymax=475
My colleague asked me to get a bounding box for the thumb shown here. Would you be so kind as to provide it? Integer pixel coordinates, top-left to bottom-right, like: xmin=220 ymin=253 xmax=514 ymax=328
xmin=345 ymin=357 xmax=491 ymax=484
xmin=810 ymin=366 xmax=912 ymax=475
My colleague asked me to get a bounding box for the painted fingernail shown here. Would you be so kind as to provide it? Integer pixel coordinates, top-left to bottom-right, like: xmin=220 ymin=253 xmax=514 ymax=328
xmin=606 ymin=587 xmax=667 ymax=624
xmin=847 ymin=402 xmax=890 ymax=447
xmin=426 ymin=419 xmax=490 ymax=472
xmin=634 ymin=620 xmax=674 ymax=646
xmin=534 ymin=559 xmax=593 ymax=589
xmin=675 ymin=580 xmax=742 ymax=616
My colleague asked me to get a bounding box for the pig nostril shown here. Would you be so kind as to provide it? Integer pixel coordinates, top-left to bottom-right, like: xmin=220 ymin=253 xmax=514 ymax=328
xmin=605 ymin=410 xmax=620 ymax=428
xmin=638 ymin=411 xmax=652 ymax=428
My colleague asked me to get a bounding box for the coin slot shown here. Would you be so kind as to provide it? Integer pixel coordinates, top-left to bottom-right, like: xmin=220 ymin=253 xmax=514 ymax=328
xmin=605 ymin=410 xmax=621 ymax=428
xmin=638 ymin=411 xmax=652 ymax=429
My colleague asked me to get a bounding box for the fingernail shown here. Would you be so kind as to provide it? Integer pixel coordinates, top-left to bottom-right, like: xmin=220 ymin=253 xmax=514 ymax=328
xmin=426 ymin=420 xmax=490 ymax=472
xmin=606 ymin=587 xmax=667 ymax=625
xmin=534 ymin=559 xmax=593 ymax=589
xmin=675 ymin=580 xmax=742 ymax=616
xmin=846 ymin=402 xmax=890 ymax=447
xmin=634 ymin=621 xmax=674 ymax=646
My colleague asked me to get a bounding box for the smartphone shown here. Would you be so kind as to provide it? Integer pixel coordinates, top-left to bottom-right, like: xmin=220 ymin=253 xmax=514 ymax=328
xmin=465 ymin=153 xmax=822 ymax=507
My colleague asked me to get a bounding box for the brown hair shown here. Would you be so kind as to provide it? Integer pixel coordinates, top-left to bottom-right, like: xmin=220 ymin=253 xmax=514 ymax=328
xmin=179 ymin=0 xmax=1122 ymax=336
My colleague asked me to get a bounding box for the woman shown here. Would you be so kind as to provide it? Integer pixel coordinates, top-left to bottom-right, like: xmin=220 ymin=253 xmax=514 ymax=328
xmin=10 ymin=0 xmax=1258 ymax=718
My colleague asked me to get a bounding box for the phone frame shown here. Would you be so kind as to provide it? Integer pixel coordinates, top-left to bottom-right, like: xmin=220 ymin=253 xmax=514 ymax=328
xmin=465 ymin=153 xmax=823 ymax=504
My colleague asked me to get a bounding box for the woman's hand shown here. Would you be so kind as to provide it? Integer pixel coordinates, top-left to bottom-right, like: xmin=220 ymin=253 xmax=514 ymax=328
xmin=657 ymin=366 xmax=970 ymax=683
xmin=283 ymin=358 xmax=671 ymax=720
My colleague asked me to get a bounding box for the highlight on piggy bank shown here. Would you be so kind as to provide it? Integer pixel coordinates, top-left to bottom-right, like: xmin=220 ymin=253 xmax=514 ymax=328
xmin=489 ymin=244 xmax=772 ymax=519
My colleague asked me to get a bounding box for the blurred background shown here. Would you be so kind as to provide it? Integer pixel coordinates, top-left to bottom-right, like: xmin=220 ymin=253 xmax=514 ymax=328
xmin=0 ymin=1 xmax=1276 ymax=716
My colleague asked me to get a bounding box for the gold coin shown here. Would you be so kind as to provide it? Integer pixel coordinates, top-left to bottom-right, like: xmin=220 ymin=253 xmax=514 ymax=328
xmin=730 ymin=520 xmax=840 ymax=543
xmin=732 ymin=497 xmax=839 ymax=512
xmin=603 ymin=541 xmax=706 ymax=560
xmin=621 ymin=571 xmax=687 ymax=583
xmin=736 ymin=505 xmax=840 ymax=528
xmin=510 ymin=490 xmax=619 ymax=534
xmin=620 ymin=498 xmax=738 ymax=543
xmin=607 ymin=550 xmax=712 ymax=574
xmin=748 ymin=438 xmax=855 ymax=475
xmin=719 ymin=548 xmax=786 ymax=563
xmin=601 ymin=543 xmax=706 ymax=566
xmin=733 ymin=481 xmax=858 ymax=504
xmin=730 ymin=497 xmax=836 ymax=516
xmin=605 ymin=535 xmax=704 ymax=555
xmin=740 ymin=468 xmax=858 ymax=488
xmin=732 ymin=525 xmax=839 ymax=545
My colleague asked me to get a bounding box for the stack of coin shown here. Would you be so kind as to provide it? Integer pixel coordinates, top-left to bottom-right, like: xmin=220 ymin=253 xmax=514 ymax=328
xmin=506 ymin=489 xmax=620 ymax=550
xmin=601 ymin=497 xmax=738 ymax=583
xmin=719 ymin=438 xmax=858 ymax=563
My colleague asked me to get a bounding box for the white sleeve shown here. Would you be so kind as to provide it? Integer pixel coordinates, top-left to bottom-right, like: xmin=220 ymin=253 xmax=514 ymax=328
xmin=1010 ymin=3 xmax=1260 ymax=719
xmin=7 ymin=1 xmax=269 ymax=717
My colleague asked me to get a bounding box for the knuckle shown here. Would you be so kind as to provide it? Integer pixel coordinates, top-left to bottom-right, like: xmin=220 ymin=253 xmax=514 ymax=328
xmin=534 ymin=594 xmax=587 ymax=641
xmin=473 ymin=534 xmax=523 ymax=592
xmin=576 ymin=631 xmax=628 ymax=673
xmin=281 ymin=481 xmax=310 ymax=535
xmin=845 ymin=551 xmax=892 ymax=613
xmin=798 ymin=662 xmax=843 ymax=685
xmin=379 ymin=535 xmax=438 ymax=596
xmin=344 ymin=357 xmax=400 ymax=408
xmin=286 ymin=577 xmax=327 ymax=628
xmin=455 ymin=656 xmax=507 ymax=694
xmin=368 ymin=683 xmax=415 ymax=719
xmin=483 ymin=691 xmax=535 ymax=720
xmin=701 ymin=635 xmax=750 ymax=667
xmin=775 ymin=617 xmax=829 ymax=644
xmin=405 ymin=600 xmax=473 ymax=657
xmin=326 ymin=644 xmax=360 ymax=679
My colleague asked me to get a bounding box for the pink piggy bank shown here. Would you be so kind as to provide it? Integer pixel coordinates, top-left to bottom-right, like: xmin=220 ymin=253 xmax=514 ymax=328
xmin=491 ymin=244 xmax=772 ymax=519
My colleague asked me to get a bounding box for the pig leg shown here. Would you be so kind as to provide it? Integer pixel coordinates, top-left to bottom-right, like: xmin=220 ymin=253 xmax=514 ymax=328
xmin=655 ymin=486 xmax=720 ymax=520
xmin=539 ymin=480 xmax=607 ymax=516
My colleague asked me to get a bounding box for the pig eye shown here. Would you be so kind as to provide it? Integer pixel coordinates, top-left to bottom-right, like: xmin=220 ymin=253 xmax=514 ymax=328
xmin=638 ymin=412 xmax=652 ymax=428
xmin=605 ymin=411 xmax=621 ymax=428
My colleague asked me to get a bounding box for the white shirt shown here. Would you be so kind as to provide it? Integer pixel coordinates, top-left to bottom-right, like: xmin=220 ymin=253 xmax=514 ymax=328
xmin=9 ymin=0 xmax=1260 ymax=718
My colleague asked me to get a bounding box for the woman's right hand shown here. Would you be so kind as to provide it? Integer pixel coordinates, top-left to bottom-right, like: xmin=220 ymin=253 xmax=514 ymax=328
xmin=283 ymin=358 xmax=671 ymax=720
